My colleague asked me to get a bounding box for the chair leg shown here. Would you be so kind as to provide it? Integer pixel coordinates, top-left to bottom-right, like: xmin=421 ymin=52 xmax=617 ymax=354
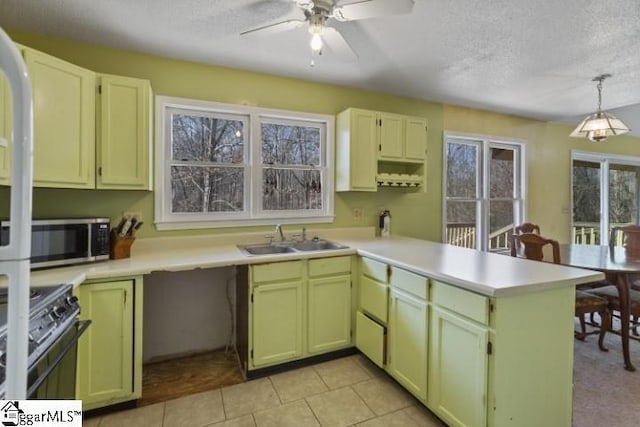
xmin=576 ymin=314 xmax=587 ymax=340
xmin=633 ymin=315 xmax=639 ymax=336
xmin=598 ymin=310 xmax=610 ymax=352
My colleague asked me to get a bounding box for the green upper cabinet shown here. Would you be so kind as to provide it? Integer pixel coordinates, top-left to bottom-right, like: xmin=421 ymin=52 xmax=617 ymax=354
xmin=97 ymin=74 xmax=152 ymax=190
xmin=378 ymin=112 xmax=404 ymax=160
xmin=404 ymin=116 xmax=428 ymax=161
xmin=336 ymin=108 xmax=378 ymax=192
xmin=23 ymin=46 xmax=96 ymax=188
xmin=336 ymin=107 xmax=427 ymax=192
xmin=0 ymin=74 xmax=11 ymax=185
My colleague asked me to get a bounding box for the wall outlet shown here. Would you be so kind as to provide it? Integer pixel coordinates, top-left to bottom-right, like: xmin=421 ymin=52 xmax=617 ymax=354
xmin=353 ymin=208 xmax=363 ymax=221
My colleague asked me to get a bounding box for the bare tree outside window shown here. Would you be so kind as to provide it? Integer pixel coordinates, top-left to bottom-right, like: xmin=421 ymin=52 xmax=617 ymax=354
xmin=171 ymin=112 xmax=246 ymax=213
xmin=261 ymin=122 xmax=323 ymax=211
xmin=155 ymin=96 xmax=334 ymax=229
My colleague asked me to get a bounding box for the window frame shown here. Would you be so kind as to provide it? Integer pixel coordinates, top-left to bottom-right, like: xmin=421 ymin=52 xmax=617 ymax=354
xmin=442 ymin=132 xmax=527 ymax=251
xmin=155 ymin=96 xmax=335 ymax=230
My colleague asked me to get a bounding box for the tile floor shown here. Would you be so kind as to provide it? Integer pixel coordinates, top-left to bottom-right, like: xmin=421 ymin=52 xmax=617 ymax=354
xmin=83 ymin=354 xmax=446 ymax=427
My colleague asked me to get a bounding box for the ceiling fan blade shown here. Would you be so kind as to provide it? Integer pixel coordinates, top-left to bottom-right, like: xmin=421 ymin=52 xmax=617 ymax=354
xmin=240 ymin=19 xmax=305 ymax=37
xmin=322 ymin=27 xmax=358 ymax=61
xmin=333 ymin=0 xmax=415 ymax=22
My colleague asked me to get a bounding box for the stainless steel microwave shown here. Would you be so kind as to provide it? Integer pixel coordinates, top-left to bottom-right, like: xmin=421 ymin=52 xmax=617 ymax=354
xmin=0 ymin=218 xmax=110 ymax=269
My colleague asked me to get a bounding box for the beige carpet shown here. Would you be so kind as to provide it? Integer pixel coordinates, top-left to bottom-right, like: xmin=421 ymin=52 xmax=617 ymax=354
xmin=573 ymin=320 xmax=640 ymax=427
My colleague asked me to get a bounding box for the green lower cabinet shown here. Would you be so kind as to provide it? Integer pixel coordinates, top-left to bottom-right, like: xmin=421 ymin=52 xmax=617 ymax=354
xmin=428 ymin=306 xmax=489 ymax=427
xmin=252 ymin=280 xmax=304 ymax=367
xmin=308 ymin=274 xmax=351 ymax=354
xmin=76 ymin=278 xmax=142 ymax=410
xmin=387 ymin=288 xmax=427 ymax=402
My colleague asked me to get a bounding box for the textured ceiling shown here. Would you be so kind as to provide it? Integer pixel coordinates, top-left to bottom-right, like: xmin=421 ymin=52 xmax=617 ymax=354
xmin=1 ymin=0 xmax=639 ymax=135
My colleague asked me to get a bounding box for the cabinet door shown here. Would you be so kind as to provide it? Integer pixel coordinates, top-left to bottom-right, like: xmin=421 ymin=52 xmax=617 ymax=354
xmin=429 ymin=307 xmax=488 ymax=427
xmin=252 ymin=280 xmax=304 ymax=367
xmin=23 ymin=47 xmax=95 ymax=188
xmin=404 ymin=116 xmax=427 ymax=161
xmin=0 ymin=74 xmax=10 ymax=184
xmin=378 ymin=112 xmax=403 ymax=160
xmin=349 ymin=109 xmax=378 ymax=190
xmin=76 ymin=280 xmax=134 ymax=407
xmin=97 ymin=74 xmax=151 ymax=189
xmin=308 ymin=274 xmax=351 ymax=354
xmin=388 ymin=289 xmax=428 ymax=401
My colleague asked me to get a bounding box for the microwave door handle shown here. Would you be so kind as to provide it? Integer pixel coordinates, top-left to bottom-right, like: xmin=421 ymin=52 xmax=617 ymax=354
xmin=26 ymin=320 xmax=91 ymax=397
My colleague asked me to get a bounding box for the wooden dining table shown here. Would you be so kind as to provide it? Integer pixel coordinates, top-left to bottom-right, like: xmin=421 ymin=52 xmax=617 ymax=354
xmin=557 ymin=244 xmax=640 ymax=371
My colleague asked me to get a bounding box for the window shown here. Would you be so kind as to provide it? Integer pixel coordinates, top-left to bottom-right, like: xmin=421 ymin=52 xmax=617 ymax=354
xmin=443 ymin=133 xmax=526 ymax=251
xmin=155 ymin=97 xmax=334 ymax=230
xmin=572 ymin=151 xmax=640 ymax=245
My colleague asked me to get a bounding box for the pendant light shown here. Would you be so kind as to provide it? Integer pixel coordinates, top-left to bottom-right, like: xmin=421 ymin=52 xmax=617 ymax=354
xmin=570 ymin=74 xmax=630 ymax=142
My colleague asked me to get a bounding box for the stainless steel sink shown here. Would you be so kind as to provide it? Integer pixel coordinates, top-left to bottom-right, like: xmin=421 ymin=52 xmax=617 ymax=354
xmin=238 ymin=244 xmax=296 ymax=256
xmin=237 ymin=239 xmax=348 ymax=256
xmin=291 ymin=239 xmax=349 ymax=252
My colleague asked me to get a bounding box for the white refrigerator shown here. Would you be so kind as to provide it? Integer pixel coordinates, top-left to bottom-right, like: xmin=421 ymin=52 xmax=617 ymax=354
xmin=0 ymin=26 xmax=34 ymax=400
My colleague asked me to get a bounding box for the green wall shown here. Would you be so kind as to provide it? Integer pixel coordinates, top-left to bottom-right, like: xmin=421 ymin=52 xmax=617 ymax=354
xmin=3 ymin=31 xmax=639 ymax=243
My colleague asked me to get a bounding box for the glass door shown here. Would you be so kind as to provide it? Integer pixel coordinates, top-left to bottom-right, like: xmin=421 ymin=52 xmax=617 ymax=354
xmin=572 ymin=152 xmax=640 ymax=246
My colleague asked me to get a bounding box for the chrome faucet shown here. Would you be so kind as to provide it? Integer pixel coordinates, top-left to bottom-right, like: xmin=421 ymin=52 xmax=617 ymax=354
xmin=275 ymin=224 xmax=286 ymax=242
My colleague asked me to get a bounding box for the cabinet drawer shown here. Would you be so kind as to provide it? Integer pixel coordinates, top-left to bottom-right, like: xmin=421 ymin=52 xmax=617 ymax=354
xmin=431 ymin=281 xmax=489 ymax=325
xmin=360 ymin=275 xmax=388 ymax=323
xmin=356 ymin=311 xmax=385 ymax=368
xmin=251 ymin=261 xmax=303 ymax=284
xmin=309 ymin=256 xmax=351 ymax=277
xmin=360 ymin=257 xmax=388 ymax=283
xmin=390 ymin=267 xmax=428 ymax=299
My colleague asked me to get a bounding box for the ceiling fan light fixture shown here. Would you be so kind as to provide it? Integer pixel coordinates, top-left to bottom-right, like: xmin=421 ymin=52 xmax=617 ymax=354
xmin=310 ymin=32 xmax=323 ymax=51
xmin=308 ymin=13 xmax=325 ymax=52
xmin=570 ymin=74 xmax=630 ymax=142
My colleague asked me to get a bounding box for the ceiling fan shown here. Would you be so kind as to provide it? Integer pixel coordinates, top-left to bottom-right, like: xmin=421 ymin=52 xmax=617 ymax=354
xmin=240 ymin=0 xmax=415 ymax=62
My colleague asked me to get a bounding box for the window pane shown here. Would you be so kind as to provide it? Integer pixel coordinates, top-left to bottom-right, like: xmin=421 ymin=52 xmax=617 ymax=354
xmin=609 ymin=163 xmax=639 ymax=232
xmin=171 ymin=166 xmax=244 ymax=212
xmin=446 ymin=142 xmax=478 ymax=198
xmin=172 ymin=113 xmax=244 ymax=163
xmin=261 ymin=122 xmax=320 ymax=166
xmin=445 ymin=201 xmax=478 ymax=248
xmin=489 ymin=200 xmax=515 ymax=251
xmin=263 ymin=168 xmax=322 ymax=210
xmin=572 ymin=160 xmax=601 ymax=245
xmin=490 ymin=148 xmax=515 ymax=198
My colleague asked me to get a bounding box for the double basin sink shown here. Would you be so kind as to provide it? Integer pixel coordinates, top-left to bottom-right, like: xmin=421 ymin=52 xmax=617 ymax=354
xmin=238 ymin=239 xmax=349 ymax=256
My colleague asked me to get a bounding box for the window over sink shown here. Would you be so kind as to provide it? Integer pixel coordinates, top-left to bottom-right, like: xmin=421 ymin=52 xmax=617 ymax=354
xmin=155 ymin=96 xmax=334 ymax=230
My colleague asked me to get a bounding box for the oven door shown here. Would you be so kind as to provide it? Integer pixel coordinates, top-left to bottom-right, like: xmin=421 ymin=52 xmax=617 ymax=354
xmin=27 ymin=319 xmax=91 ymax=399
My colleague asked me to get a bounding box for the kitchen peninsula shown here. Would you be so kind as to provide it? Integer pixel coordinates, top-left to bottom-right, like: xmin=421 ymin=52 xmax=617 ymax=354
xmin=24 ymin=228 xmax=603 ymax=427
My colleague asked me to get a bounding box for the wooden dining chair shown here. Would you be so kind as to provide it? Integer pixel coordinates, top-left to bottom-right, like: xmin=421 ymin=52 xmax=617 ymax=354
xmin=588 ymin=225 xmax=640 ymax=337
xmin=510 ymin=233 xmax=610 ymax=351
xmin=514 ymin=222 xmax=541 ymax=235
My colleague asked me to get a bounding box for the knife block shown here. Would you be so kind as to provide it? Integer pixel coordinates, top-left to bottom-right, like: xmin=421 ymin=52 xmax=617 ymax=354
xmin=110 ymin=229 xmax=135 ymax=260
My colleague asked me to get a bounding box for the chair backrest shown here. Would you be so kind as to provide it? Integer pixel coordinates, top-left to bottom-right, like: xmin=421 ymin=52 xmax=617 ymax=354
xmin=610 ymin=225 xmax=640 ymax=252
xmin=510 ymin=233 xmax=560 ymax=264
xmin=514 ymin=222 xmax=541 ymax=235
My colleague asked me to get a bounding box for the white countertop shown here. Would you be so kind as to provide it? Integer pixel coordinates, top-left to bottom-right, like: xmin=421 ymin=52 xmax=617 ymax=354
xmin=19 ymin=228 xmax=604 ymax=298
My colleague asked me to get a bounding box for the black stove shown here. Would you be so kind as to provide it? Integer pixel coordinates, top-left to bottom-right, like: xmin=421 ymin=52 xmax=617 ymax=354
xmin=0 ymin=283 xmax=80 ymax=394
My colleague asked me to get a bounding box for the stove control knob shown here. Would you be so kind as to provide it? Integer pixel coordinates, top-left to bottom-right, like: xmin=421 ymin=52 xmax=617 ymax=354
xmin=66 ymin=295 xmax=79 ymax=306
xmin=52 ymin=306 xmax=67 ymax=319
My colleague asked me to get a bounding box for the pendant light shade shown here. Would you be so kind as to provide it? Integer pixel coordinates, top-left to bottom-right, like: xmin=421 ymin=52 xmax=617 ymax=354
xmin=570 ymin=74 xmax=630 ymax=142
